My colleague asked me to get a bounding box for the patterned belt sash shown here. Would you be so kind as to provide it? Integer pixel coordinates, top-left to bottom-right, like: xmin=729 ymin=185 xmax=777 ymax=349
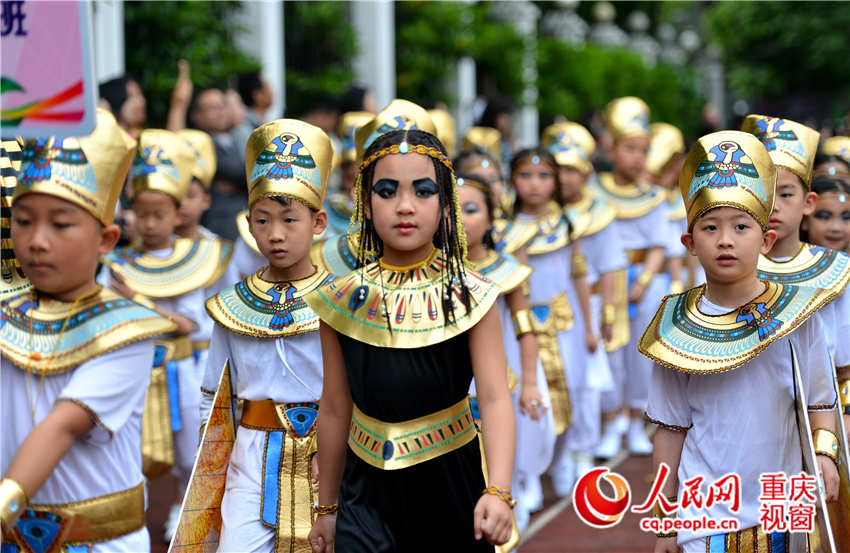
xmin=530 ymin=293 xmax=573 ymax=434
xmin=705 ymin=526 xmax=790 ymax=553
xmin=348 ymin=398 xmax=477 ymax=470
xmin=3 ymin=484 xmax=145 ymax=553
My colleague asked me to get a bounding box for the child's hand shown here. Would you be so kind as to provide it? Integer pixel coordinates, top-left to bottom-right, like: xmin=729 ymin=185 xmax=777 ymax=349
xmin=519 ymin=385 xmax=546 ymax=421
xmin=473 ymin=493 xmax=513 ymax=545
xmin=171 ymin=60 xmax=193 ymax=108
xmin=654 ymin=536 xmax=682 ymax=553
xmin=629 ymin=281 xmax=647 ymax=303
xmin=816 ymin=454 xmax=839 ymax=502
xmin=311 ymin=455 xmax=319 ymax=494
xmin=600 ymin=322 xmax=613 ymax=343
xmin=309 ymin=514 xmax=336 ymax=553
xmin=585 ymin=329 xmax=599 ymax=353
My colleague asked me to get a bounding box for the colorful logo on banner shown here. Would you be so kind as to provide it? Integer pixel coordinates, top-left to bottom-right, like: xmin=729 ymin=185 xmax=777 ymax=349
xmin=572 ymin=467 xmax=632 ymax=528
xmin=1 ymin=0 xmax=97 ymax=138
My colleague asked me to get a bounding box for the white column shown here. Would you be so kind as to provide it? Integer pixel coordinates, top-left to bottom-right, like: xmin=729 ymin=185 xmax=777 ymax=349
xmin=351 ymin=1 xmax=395 ymax=109
xmin=235 ymin=1 xmax=284 ymax=118
xmin=452 ymin=57 xmax=476 ymax=138
xmin=92 ymin=0 xmax=125 ymax=82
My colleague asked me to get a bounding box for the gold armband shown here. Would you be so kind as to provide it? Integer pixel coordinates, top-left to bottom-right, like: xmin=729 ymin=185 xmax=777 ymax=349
xmin=571 ymin=253 xmax=588 ymax=278
xmin=512 ymin=309 xmax=534 ymax=338
xmin=601 ymin=304 xmax=616 ymax=326
xmin=839 ymin=378 xmax=850 ymax=414
xmin=637 ymin=271 xmax=654 ymax=287
xmin=0 ymin=478 xmax=28 ymax=531
xmin=669 ymin=280 xmax=684 ymax=295
xmin=653 ymin=495 xmax=677 ymax=538
xmin=813 ymin=428 xmax=839 ymax=466
xmin=132 ymin=293 xmax=156 ymax=310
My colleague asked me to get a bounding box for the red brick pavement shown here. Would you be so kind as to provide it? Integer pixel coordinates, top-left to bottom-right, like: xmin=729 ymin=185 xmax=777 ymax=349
xmin=148 ymin=476 xmax=179 ymax=553
xmin=519 ymin=455 xmax=658 ymax=553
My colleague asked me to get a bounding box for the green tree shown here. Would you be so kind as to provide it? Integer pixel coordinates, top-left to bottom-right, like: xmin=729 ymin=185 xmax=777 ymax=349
xmin=705 ymin=1 xmax=850 ymax=118
xmin=124 ymin=1 xmax=260 ymax=126
xmin=284 ymin=1 xmax=356 ymax=116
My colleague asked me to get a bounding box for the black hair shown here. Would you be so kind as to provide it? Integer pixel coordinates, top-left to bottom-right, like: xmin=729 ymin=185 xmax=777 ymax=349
xmin=358 ymin=129 xmax=471 ymax=326
xmin=188 ymin=86 xmax=223 ymax=124
xmin=477 ymin=95 xmax=513 ymax=128
xmin=456 ymin=172 xmax=495 ymax=249
xmin=237 ymin=72 xmax=263 ymax=108
xmin=253 ymin=195 xmax=318 ymax=215
xmin=801 ymin=175 xmax=850 ymax=243
xmin=286 ymin=92 xmax=339 ymax=119
xmin=339 ymin=86 xmax=369 ymax=114
xmin=98 ymin=76 xmax=135 ymax=117
xmin=454 ymin=147 xmax=502 ymax=177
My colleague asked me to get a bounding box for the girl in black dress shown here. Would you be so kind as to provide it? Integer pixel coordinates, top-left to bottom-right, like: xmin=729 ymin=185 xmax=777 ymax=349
xmin=306 ymin=129 xmax=516 ymax=553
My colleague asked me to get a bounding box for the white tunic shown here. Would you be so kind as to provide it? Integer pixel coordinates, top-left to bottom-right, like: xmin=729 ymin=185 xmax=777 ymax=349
xmin=1 ymin=341 xmax=155 ymax=552
xmin=223 ymin=237 xmax=266 ymax=286
xmin=646 ymin=297 xmax=836 ymax=546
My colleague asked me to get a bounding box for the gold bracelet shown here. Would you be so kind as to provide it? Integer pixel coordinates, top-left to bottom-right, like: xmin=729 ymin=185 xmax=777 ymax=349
xmin=637 ymin=271 xmax=653 ymax=287
xmin=601 ymin=304 xmax=616 ymax=326
xmin=312 ymin=503 xmax=338 ymax=515
xmin=653 ymin=495 xmax=677 ymax=538
xmin=511 ymin=309 xmax=534 ymax=338
xmin=669 ymin=280 xmax=684 ymax=295
xmin=131 ymin=293 xmax=156 ymax=310
xmin=0 ymin=478 xmax=28 ymax=531
xmin=813 ymin=428 xmax=839 ymax=466
xmin=839 ymin=378 xmax=850 ymax=415
xmin=482 ymin=486 xmax=517 ymax=509
xmin=571 ymin=253 xmax=589 ymax=278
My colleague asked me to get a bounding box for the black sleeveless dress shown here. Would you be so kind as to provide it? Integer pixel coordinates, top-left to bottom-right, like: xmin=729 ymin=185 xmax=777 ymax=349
xmin=333 ymin=332 xmax=494 ymax=553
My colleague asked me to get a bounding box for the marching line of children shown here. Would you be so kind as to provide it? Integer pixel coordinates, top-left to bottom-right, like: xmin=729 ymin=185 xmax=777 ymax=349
xmin=4 ymin=93 xmax=849 ymax=553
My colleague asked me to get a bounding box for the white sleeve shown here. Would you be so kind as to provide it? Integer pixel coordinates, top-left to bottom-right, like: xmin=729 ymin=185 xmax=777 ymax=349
xmin=58 ymin=340 xmax=154 ymax=444
xmin=645 ymin=362 xmax=692 ymax=431
xmin=665 ymin=218 xmax=687 ymax=258
xmin=582 ymin=224 xmax=627 ymax=277
xmin=641 ymin=202 xmax=670 ymax=250
xmin=794 ymin=313 xmax=838 ymax=410
xmin=830 ymin=291 xmax=850 ymax=371
xmin=200 ymin=324 xmax=234 ymax=427
xmin=174 ymin=287 xmax=207 ymax=330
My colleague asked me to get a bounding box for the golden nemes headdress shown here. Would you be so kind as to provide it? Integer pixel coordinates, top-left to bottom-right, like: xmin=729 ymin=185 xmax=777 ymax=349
xmin=679 ymin=131 xmax=776 ymax=231
xmin=349 ymin=135 xmax=467 ymax=264
xmin=462 ymin=127 xmax=503 ymax=167
xmin=741 ymin=114 xmax=820 ymax=187
xmin=355 ymin=99 xmax=436 ymax=162
xmin=428 ymin=109 xmax=457 ymax=158
xmin=820 ymin=136 xmax=850 ymax=168
xmin=246 ymin=118 xmax=333 ymax=210
xmin=131 ymin=129 xmax=195 ymax=205
xmin=541 ymin=122 xmax=595 ymax=175
xmin=604 ymin=96 xmax=650 ymax=142
xmin=15 ymin=108 xmax=135 ymax=225
xmin=177 ymin=129 xmax=217 ymax=190
xmin=647 ymin=123 xmax=685 ymax=176
xmin=339 ymin=111 xmax=374 ymax=164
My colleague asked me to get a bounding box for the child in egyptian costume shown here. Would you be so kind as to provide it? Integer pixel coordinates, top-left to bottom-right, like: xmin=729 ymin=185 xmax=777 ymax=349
xmin=0 ymin=109 xmax=175 ymax=552
xmin=803 ymin=175 xmax=850 ymax=254
xmin=642 ymin=131 xmax=841 ymax=553
xmin=455 ymin=170 xmax=550 ymax=532
xmin=815 ymin=136 xmax=850 ymax=179
xmin=541 ymin=121 xmax=624 ymax=485
xmin=99 ymin=129 xmax=212 ymax=536
xmin=170 ymin=120 xmax=334 ymax=553
xmin=495 ymin=147 xmax=597 ymax=503
xmin=647 ymin=122 xmax=698 ymax=291
xmin=310 ymin=99 xmax=436 ymax=278
xmin=305 ymin=129 xmax=516 ymax=552
xmin=593 ymin=96 xmax=669 ymax=458
xmin=742 ymin=115 xmax=850 ymax=466
xmin=323 ymin=111 xmax=373 ymax=237
xmin=462 ymin=126 xmax=511 ymax=217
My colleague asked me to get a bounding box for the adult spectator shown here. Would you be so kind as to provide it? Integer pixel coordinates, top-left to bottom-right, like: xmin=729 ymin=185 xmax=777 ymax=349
xmin=98 ymin=75 xmax=147 ymax=136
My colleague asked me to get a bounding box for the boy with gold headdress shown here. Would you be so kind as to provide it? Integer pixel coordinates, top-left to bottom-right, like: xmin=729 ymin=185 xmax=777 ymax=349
xmin=100 ymin=129 xmax=214 ymax=540
xmin=642 ymin=131 xmax=839 ymax=553
xmin=311 ymin=99 xmax=436 ymax=277
xmin=742 ymin=115 xmax=850 ymax=444
xmin=0 ymin=109 xmax=175 ymax=551
xmin=541 ymin=121 xmax=625 ymax=482
xmin=178 ymin=119 xmax=334 ymax=553
xmin=594 ymin=97 xmax=669 ymax=458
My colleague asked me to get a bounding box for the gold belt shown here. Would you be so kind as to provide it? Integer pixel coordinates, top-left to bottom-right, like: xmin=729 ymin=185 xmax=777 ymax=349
xmin=348 ymin=398 xmax=477 ymax=470
xmin=627 ymin=248 xmax=647 ymax=264
xmin=708 ymin=525 xmax=789 ymax=553
xmin=530 ymin=293 xmax=574 ymax=335
xmin=4 ymin=484 xmax=145 ymax=551
xmin=155 ymin=335 xmax=193 ymax=363
xmin=241 ymin=399 xmax=287 ymax=430
xmin=192 ymin=339 xmax=210 ymax=351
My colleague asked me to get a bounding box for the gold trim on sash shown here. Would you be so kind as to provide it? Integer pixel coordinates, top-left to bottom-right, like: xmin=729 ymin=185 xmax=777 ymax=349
xmin=595 ymin=172 xmax=665 ymax=219
xmin=605 ymin=268 xmax=631 ymax=352
xmin=717 ymin=525 xmax=787 ymax=553
xmin=5 ymin=484 xmax=145 ymax=550
xmin=530 ymin=293 xmax=574 ymax=434
xmin=627 ymin=248 xmax=647 ymax=264
xmin=348 ymin=398 xmax=477 ymax=470
xmin=241 ymin=399 xmax=286 ymax=430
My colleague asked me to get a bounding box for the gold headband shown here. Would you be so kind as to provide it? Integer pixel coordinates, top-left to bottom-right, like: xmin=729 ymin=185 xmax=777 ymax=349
xmin=741 ymin=114 xmax=819 ymax=187
xmin=604 ymin=97 xmax=650 ymax=142
xmin=680 ymin=131 xmax=776 ymax=231
xmin=820 ymin=136 xmax=850 ymax=167
xmin=131 ymin=129 xmax=195 ymax=205
xmin=647 ymin=123 xmax=685 ymax=176
xmin=177 ymin=129 xmax=217 ymax=190
xmin=457 ymin=174 xmax=491 ymax=196
xmin=541 ymin=122 xmax=595 ymax=174
xmin=360 ymin=141 xmax=454 ymax=173
xmin=428 ymin=108 xmax=457 ymax=158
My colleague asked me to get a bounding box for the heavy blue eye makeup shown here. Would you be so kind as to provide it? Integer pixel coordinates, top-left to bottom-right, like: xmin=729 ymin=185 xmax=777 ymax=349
xmin=462 ymin=201 xmax=481 ymax=214
xmin=373 ymin=179 xmax=399 ymax=199
xmin=842 ymin=211 xmax=850 ymax=221
xmin=413 ymin=178 xmax=439 ymax=198
xmin=814 ymin=210 xmax=832 ymax=220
